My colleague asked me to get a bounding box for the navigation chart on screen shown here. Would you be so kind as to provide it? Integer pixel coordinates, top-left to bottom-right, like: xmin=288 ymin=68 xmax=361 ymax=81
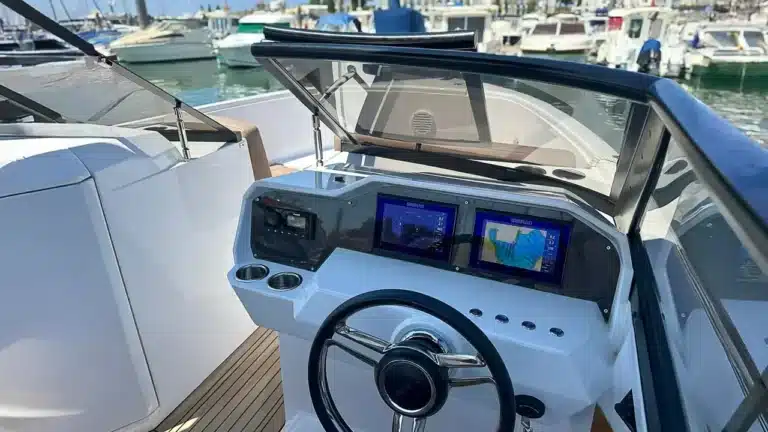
xmin=480 ymin=223 xmax=549 ymax=271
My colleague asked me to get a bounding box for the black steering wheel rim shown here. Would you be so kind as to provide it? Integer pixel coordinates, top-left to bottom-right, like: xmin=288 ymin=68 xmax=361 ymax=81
xmin=307 ymin=289 xmax=517 ymax=431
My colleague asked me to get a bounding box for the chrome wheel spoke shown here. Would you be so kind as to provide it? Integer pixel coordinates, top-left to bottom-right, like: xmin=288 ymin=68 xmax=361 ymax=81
xmin=335 ymin=324 xmax=392 ymax=354
xmin=449 ymin=376 xmax=496 ymax=388
xmin=412 ymin=416 xmax=427 ymax=432
xmin=392 ymin=412 xmax=404 ymax=432
xmin=433 ymin=352 xmax=486 ymax=368
xmin=391 ymin=413 xmax=427 ymax=432
xmin=326 ymin=340 xmax=377 ymax=368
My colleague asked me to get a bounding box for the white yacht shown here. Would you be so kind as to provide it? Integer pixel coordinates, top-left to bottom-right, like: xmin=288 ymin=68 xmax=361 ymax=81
xmin=216 ymin=13 xmax=294 ymax=68
xmin=596 ymin=7 xmax=680 ymax=76
xmin=520 ymin=20 xmax=592 ymax=54
xmin=109 ymin=19 xmax=215 ymax=63
xmin=2 ymin=3 xmax=768 ymax=432
xmin=680 ymin=24 xmax=768 ymax=79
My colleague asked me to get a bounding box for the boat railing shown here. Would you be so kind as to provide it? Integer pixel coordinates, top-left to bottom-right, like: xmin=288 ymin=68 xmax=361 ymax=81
xmin=249 ymin=42 xmax=768 ymax=432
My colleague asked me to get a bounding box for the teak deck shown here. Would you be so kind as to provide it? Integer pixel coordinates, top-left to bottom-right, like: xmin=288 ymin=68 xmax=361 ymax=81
xmin=153 ymin=327 xmax=284 ymax=432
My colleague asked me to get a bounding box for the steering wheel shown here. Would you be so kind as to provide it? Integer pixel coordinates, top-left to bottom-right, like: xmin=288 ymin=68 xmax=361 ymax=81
xmin=307 ymin=289 xmax=517 ymax=432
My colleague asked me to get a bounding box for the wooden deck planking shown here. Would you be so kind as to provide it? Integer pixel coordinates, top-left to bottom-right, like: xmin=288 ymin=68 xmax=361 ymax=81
xmin=153 ymin=328 xmax=284 ymax=432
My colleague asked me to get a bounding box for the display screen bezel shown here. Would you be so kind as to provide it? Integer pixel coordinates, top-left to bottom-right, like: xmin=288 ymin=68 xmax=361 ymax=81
xmin=469 ymin=209 xmax=571 ymax=284
xmin=373 ymin=194 xmax=458 ymax=262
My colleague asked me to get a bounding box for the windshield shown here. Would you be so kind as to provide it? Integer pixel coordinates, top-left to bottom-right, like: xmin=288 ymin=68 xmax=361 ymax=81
xmin=704 ymin=31 xmax=739 ymax=48
xmin=531 ymin=23 xmax=557 ymax=35
xmin=260 ymin=58 xmax=634 ymax=195
xmin=743 ymin=31 xmax=767 ymax=50
xmin=0 ymin=57 xmax=225 ymax=133
xmin=560 ymin=23 xmax=585 ymax=35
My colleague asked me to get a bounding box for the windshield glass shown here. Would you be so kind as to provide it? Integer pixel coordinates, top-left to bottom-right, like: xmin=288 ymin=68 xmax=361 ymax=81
xmin=560 ymin=23 xmax=585 ymax=35
xmin=531 ymin=23 xmax=557 ymax=35
xmin=260 ymin=58 xmax=634 ymax=195
xmin=0 ymin=57 xmax=225 ymax=133
xmin=743 ymin=31 xmax=766 ymax=50
xmin=704 ymin=31 xmax=739 ymax=47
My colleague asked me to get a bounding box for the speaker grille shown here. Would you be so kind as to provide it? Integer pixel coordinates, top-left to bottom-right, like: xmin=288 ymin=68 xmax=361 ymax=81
xmin=411 ymin=111 xmax=436 ymax=137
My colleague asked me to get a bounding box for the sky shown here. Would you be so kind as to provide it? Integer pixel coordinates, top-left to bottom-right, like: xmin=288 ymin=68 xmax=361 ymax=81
xmin=20 ymin=0 xmax=310 ymax=21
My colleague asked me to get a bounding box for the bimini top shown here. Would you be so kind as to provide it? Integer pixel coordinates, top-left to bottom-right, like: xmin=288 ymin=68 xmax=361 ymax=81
xmin=0 ymin=0 xmax=238 ymax=143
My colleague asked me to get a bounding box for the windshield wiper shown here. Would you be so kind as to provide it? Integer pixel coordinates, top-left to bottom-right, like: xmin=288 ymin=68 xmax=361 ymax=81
xmin=348 ymin=141 xmax=614 ymax=215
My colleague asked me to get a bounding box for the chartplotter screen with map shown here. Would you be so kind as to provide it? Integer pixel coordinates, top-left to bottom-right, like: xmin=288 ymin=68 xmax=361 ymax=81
xmin=470 ymin=210 xmax=570 ymax=283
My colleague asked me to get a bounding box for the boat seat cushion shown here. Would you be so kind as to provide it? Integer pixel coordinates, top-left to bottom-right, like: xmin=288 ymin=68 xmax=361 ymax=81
xmin=209 ymin=115 xmax=272 ymax=180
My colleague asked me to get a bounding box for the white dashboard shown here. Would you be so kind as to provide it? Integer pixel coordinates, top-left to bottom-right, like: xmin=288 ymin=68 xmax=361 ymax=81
xmin=228 ymin=169 xmax=634 ymax=430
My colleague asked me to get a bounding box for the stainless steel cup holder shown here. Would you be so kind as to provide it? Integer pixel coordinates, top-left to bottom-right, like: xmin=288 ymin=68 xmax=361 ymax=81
xmin=267 ymin=272 xmax=302 ymax=291
xmin=235 ymin=264 xmax=269 ymax=281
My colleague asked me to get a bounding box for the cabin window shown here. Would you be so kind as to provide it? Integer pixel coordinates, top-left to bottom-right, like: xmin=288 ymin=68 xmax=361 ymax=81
xmin=639 ymin=138 xmax=768 ymax=431
xmin=705 ymin=31 xmax=740 ymax=48
xmin=626 ymin=18 xmax=643 ymax=39
xmin=531 ymin=24 xmax=557 ymax=35
xmin=559 ymin=23 xmax=585 ymax=35
xmin=465 ymin=17 xmax=486 ymax=41
xmin=744 ymin=31 xmax=767 ymax=50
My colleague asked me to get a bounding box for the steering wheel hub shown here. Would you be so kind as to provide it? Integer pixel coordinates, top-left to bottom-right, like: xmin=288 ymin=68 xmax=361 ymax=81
xmin=375 ymin=340 xmax=450 ymax=417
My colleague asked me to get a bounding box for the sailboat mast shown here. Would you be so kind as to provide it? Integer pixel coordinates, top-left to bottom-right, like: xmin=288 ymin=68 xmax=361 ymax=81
xmin=134 ymin=0 xmax=149 ymax=27
xmin=58 ymin=0 xmax=72 ymax=20
xmin=47 ymin=0 xmax=58 ymax=20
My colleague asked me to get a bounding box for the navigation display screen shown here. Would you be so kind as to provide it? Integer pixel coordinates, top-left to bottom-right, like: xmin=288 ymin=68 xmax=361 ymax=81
xmin=374 ymin=195 xmax=457 ymax=261
xmin=470 ymin=210 xmax=570 ymax=283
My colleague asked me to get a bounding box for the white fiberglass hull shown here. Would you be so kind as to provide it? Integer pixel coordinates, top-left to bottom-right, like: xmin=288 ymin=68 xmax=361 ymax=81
xmin=216 ymin=33 xmax=267 ymax=68
xmin=686 ymin=51 xmax=768 ymax=77
xmin=112 ymin=41 xmax=214 ymax=63
xmin=217 ymin=44 xmax=261 ymax=67
xmin=520 ymin=35 xmax=592 ymax=53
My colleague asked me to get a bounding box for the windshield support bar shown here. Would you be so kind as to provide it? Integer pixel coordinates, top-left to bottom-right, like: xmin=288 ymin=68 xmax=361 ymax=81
xmin=0 ymin=84 xmax=65 ymax=123
xmin=319 ymin=65 xmax=367 ymax=103
xmin=173 ymin=104 xmax=191 ymax=160
xmin=312 ymin=114 xmax=323 ymax=167
xmin=261 ymin=58 xmax=360 ymax=148
xmin=463 ymin=73 xmax=492 ymax=145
